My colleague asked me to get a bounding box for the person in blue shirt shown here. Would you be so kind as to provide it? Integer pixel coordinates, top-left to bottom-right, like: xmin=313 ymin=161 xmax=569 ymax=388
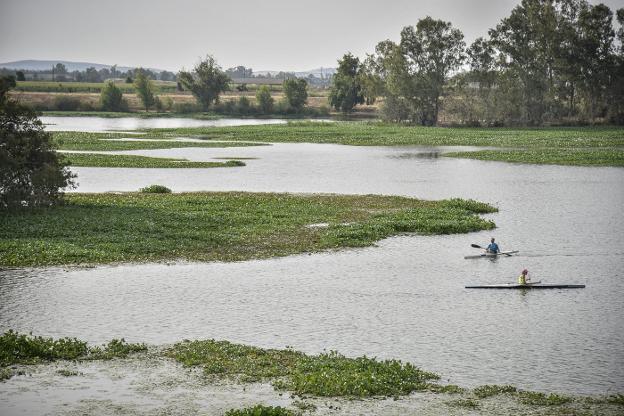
xmin=486 ymin=237 xmax=500 ymax=254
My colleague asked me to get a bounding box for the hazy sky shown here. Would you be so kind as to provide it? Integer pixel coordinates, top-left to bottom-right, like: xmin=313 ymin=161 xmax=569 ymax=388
xmin=1 ymin=0 xmax=622 ymax=71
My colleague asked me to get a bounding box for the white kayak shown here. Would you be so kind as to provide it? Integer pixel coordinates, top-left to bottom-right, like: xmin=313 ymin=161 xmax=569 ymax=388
xmin=464 ymin=250 xmax=519 ymax=259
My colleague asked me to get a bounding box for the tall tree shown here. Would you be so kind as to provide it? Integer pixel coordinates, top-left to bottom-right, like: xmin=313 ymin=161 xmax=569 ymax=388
xmin=133 ymin=68 xmax=156 ymax=112
xmin=0 ymin=76 xmax=74 ymax=209
xmin=329 ymin=53 xmax=365 ymax=113
xmin=178 ymin=56 xmax=230 ymax=110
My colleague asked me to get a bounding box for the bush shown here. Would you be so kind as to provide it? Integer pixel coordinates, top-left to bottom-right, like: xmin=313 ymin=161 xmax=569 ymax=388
xmin=100 ymin=81 xmax=126 ymax=112
xmin=139 ymin=185 xmax=172 ymax=193
xmin=1 ymin=76 xmax=75 ymax=209
xmin=236 ymin=96 xmax=252 ymax=115
xmin=172 ymin=102 xmax=201 ymax=114
xmin=256 ymin=85 xmax=274 ymax=114
xmin=53 ymin=95 xmax=81 ymax=111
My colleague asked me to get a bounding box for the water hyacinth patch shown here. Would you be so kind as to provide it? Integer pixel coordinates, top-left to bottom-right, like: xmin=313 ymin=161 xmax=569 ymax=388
xmin=0 ymin=192 xmax=497 ymax=267
xmin=224 ymin=405 xmax=295 ymax=416
xmin=61 ymin=153 xmax=247 ymax=168
xmin=168 ymin=340 xmax=439 ymax=398
xmin=473 ymin=384 xmax=518 ymax=398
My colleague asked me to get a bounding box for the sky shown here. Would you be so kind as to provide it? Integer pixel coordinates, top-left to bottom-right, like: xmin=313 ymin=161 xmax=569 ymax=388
xmin=1 ymin=0 xmax=622 ymax=72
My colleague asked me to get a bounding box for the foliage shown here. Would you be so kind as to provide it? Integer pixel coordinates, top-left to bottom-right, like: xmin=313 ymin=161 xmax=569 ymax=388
xmin=168 ymin=339 xmax=439 ymax=398
xmin=282 ymin=78 xmax=308 ymax=111
xmin=255 ymin=85 xmax=274 ymax=114
xmin=133 ymin=68 xmax=156 ymax=112
xmin=140 ymin=185 xmax=172 ymax=193
xmin=446 ymin=398 xmax=479 ymax=408
xmin=0 ymin=331 xmax=146 ymax=366
xmin=517 ymin=391 xmax=572 ymax=406
xmin=374 ymin=17 xmax=465 ymax=125
xmin=329 ymin=53 xmax=364 ymax=113
xmin=178 ymin=55 xmax=230 ymax=110
xmin=0 ymin=192 xmax=496 ymax=266
xmin=224 ymin=405 xmax=295 ymax=416
xmin=53 ymin=95 xmax=82 ymax=111
xmin=15 ymin=71 xmax=25 ymax=81
xmin=0 ymin=367 xmax=13 ymax=381
xmin=0 ymin=76 xmax=75 ymax=209
xmin=473 ymin=384 xmax=518 ymax=398
xmin=100 ymin=81 xmax=127 ymax=112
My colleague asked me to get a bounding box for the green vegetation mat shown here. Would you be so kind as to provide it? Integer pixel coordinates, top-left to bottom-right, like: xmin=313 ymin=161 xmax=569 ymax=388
xmin=0 ymin=330 xmax=146 ymax=367
xmin=167 ymin=339 xmax=440 ymax=397
xmin=145 ymin=122 xmax=624 ymax=166
xmin=52 ymin=131 xmax=266 ymax=151
xmin=0 ymin=192 xmax=496 ymax=267
xmin=60 ymin=153 xmax=246 ymax=168
xmin=444 ymin=148 xmax=624 ymax=167
xmin=149 ymin=122 xmax=624 ymax=148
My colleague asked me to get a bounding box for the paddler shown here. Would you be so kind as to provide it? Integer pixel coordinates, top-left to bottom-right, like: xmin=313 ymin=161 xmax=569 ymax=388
xmin=486 ymin=237 xmax=500 ymax=254
xmin=518 ymin=269 xmax=530 ymax=285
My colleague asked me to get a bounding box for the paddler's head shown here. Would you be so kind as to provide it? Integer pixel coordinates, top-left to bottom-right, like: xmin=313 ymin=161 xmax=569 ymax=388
xmin=491 ymin=237 xmax=495 ymax=243
xmin=522 ymin=269 xmax=528 ymax=275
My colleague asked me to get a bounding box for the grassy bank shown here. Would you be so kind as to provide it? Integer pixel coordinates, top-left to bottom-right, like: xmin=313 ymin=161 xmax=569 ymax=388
xmin=61 ymin=153 xmax=246 ymax=168
xmin=444 ymin=148 xmax=624 ymax=167
xmin=0 ymin=192 xmax=496 ymax=267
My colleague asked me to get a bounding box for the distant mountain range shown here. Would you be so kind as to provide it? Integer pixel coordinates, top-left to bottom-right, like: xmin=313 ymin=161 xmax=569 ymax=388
xmin=0 ymin=60 xmax=162 ymax=73
xmin=0 ymin=59 xmax=337 ymax=78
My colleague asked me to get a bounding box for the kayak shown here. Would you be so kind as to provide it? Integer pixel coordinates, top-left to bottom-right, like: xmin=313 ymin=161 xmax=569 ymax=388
xmin=464 ymin=250 xmax=519 ymax=259
xmin=465 ymin=282 xmax=585 ymax=289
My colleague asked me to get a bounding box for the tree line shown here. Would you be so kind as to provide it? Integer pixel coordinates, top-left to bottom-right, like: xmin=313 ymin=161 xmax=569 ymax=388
xmin=329 ymin=0 xmax=624 ymax=126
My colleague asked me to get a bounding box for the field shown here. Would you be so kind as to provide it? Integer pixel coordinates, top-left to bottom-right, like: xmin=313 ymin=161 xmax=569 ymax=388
xmin=0 ymin=192 xmax=496 ymax=267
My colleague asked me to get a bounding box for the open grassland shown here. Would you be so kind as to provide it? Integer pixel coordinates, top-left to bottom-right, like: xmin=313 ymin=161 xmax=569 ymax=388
xmin=0 ymin=192 xmax=496 ymax=267
xmin=52 ymin=131 xmax=266 ymax=151
xmin=2 ymin=331 xmax=623 ymax=415
xmin=444 ymin=148 xmax=624 ymax=167
xmin=60 ymin=153 xmax=246 ymax=168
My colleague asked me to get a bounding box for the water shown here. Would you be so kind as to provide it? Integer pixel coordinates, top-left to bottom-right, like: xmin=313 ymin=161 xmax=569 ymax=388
xmin=1 ymin=120 xmax=623 ymax=395
xmin=40 ymin=116 xmax=289 ymax=132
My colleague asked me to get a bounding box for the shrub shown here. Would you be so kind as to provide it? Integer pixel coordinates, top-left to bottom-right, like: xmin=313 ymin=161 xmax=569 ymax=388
xmin=100 ymin=81 xmax=126 ymax=112
xmin=236 ymin=96 xmax=252 ymax=115
xmin=139 ymin=185 xmax=172 ymax=193
xmin=256 ymin=85 xmax=274 ymax=114
xmin=173 ymin=102 xmax=201 ymax=113
xmin=53 ymin=95 xmax=81 ymax=111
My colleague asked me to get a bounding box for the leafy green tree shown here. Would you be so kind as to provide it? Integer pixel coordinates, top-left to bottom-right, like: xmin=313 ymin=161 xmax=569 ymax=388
xmin=282 ymin=78 xmax=308 ymax=111
xmin=255 ymin=85 xmax=274 ymax=114
xmin=178 ymin=55 xmax=230 ymax=110
xmin=133 ymin=69 xmax=156 ymax=112
xmin=0 ymin=76 xmax=74 ymax=209
xmin=375 ymin=17 xmax=465 ymax=125
xmin=54 ymin=63 xmax=67 ymax=74
xmin=15 ymin=71 xmax=25 ymax=81
xmin=100 ymin=81 xmax=126 ymax=112
xmin=329 ymin=53 xmax=364 ymax=113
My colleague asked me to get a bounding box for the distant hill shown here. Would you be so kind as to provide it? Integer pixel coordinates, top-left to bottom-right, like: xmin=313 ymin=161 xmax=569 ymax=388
xmin=0 ymin=59 xmax=162 ymax=73
xmin=255 ymin=67 xmax=337 ymax=78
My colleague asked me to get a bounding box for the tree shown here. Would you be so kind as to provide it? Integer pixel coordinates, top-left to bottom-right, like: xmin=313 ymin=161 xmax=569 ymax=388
xmin=54 ymin=63 xmax=67 ymax=74
xmin=84 ymin=67 xmax=100 ymax=82
xmin=375 ymin=17 xmax=465 ymax=125
xmin=329 ymin=53 xmax=365 ymax=113
xmin=283 ymin=78 xmax=308 ymax=111
xmin=0 ymin=76 xmax=74 ymax=209
xmin=100 ymin=81 xmax=126 ymax=112
xmin=255 ymin=85 xmax=274 ymax=114
xmin=178 ymin=55 xmax=230 ymax=110
xmin=15 ymin=71 xmax=25 ymax=81
xmin=133 ymin=69 xmax=156 ymax=112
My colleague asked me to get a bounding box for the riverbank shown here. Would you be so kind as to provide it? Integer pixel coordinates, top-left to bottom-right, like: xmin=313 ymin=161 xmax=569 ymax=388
xmin=1 ymin=331 xmax=622 ymax=416
xmin=0 ymin=192 xmax=496 ymax=267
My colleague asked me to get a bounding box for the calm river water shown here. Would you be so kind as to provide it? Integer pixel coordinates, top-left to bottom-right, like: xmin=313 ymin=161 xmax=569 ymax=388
xmin=1 ymin=118 xmax=623 ymax=395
